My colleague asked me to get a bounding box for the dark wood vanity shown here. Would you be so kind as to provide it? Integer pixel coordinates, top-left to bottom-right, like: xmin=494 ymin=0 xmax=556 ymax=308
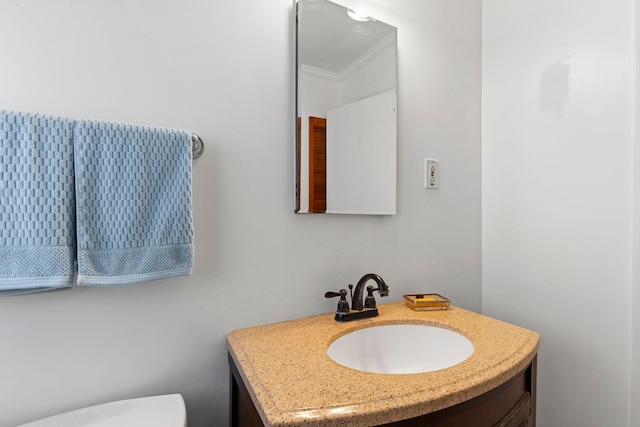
xmin=383 ymin=357 xmax=536 ymax=427
xmin=229 ymin=355 xmax=536 ymax=427
xmin=226 ymin=303 xmax=540 ymax=427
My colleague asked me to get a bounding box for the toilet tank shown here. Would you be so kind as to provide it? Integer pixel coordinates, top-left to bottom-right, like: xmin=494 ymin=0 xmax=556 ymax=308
xmin=16 ymin=394 xmax=187 ymax=427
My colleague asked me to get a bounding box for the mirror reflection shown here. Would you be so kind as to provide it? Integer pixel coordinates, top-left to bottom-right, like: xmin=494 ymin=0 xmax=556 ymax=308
xmin=295 ymin=0 xmax=398 ymax=215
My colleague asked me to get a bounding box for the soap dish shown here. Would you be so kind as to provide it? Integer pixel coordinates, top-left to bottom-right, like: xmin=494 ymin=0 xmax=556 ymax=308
xmin=404 ymin=294 xmax=451 ymax=311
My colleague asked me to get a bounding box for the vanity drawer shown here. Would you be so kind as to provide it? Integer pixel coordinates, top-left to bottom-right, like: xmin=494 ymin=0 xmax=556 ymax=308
xmin=382 ymin=357 xmax=536 ymax=427
xmin=229 ymin=356 xmax=537 ymax=427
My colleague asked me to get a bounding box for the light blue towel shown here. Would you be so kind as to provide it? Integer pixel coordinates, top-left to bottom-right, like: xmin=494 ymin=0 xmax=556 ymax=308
xmin=0 ymin=111 xmax=76 ymax=295
xmin=74 ymin=120 xmax=193 ymax=286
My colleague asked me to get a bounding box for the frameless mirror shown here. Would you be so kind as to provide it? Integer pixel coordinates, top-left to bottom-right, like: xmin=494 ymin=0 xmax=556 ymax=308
xmin=295 ymin=0 xmax=398 ymax=215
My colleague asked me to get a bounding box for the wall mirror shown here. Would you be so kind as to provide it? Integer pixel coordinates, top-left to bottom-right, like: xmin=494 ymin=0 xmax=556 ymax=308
xmin=295 ymin=0 xmax=398 ymax=215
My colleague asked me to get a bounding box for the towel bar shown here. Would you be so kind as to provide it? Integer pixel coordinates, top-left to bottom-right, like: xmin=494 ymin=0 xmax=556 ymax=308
xmin=191 ymin=133 xmax=204 ymax=159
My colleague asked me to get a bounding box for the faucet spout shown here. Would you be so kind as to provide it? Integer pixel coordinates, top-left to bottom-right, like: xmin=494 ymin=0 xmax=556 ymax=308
xmin=351 ymin=273 xmax=389 ymax=311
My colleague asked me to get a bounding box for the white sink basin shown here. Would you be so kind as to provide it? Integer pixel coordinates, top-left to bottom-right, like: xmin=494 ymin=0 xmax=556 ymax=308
xmin=327 ymin=324 xmax=474 ymax=374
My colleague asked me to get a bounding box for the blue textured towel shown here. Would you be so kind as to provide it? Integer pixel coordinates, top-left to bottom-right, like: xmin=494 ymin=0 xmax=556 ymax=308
xmin=0 ymin=111 xmax=76 ymax=295
xmin=74 ymin=120 xmax=193 ymax=285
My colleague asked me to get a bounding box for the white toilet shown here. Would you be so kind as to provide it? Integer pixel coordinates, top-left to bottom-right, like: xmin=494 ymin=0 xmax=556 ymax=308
xmin=17 ymin=394 xmax=187 ymax=427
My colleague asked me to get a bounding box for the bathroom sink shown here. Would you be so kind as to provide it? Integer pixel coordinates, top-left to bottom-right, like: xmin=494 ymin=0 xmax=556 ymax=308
xmin=327 ymin=324 xmax=474 ymax=374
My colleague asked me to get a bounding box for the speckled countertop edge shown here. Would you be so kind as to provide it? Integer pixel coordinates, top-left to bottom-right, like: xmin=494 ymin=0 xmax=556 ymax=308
xmin=227 ymin=302 xmax=540 ymax=427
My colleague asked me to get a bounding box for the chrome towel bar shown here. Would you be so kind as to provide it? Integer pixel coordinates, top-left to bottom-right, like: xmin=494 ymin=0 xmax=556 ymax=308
xmin=191 ymin=133 xmax=204 ymax=159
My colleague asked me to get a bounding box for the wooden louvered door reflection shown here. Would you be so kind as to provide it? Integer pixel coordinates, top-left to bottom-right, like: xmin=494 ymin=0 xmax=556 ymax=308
xmin=308 ymin=116 xmax=326 ymax=213
xmin=296 ymin=117 xmax=301 ymax=212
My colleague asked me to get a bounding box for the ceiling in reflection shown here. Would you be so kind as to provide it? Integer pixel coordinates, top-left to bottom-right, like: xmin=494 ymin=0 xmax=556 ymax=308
xmin=298 ymin=0 xmax=396 ymax=74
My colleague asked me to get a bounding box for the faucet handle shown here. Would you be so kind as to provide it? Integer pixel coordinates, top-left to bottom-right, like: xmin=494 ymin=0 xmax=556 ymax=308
xmin=325 ymin=289 xmax=350 ymax=313
xmin=324 ymin=290 xmax=344 ymax=298
xmin=364 ymin=286 xmax=377 ymax=309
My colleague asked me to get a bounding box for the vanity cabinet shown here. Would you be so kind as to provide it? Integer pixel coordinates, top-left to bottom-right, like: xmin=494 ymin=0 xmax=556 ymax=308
xmin=229 ymin=356 xmax=267 ymax=427
xmin=382 ymin=356 xmax=536 ymax=427
xmin=229 ymin=355 xmax=536 ymax=427
xmin=226 ymin=303 xmax=540 ymax=427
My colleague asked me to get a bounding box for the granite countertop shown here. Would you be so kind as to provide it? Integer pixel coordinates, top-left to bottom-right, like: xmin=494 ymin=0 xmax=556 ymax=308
xmin=226 ymin=302 xmax=540 ymax=427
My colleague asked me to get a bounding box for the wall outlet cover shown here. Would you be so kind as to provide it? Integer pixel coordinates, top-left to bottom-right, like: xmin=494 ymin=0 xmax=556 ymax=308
xmin=425 ymin=158 xmax=439 ymax=189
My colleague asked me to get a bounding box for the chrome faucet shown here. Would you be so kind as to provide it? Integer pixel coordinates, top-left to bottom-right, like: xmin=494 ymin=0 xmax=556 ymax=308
xmin=325 ymin=273 xmax=390 ymax=322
